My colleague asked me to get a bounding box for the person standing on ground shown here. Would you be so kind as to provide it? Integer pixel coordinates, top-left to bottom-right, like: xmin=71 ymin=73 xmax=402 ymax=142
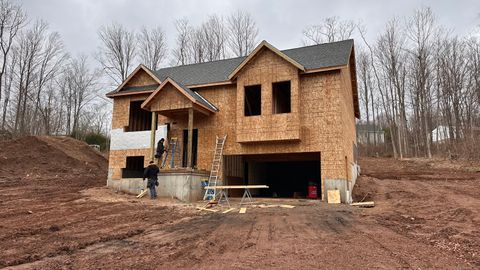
xmin=143 ymin=161 xmax=160 ymax=199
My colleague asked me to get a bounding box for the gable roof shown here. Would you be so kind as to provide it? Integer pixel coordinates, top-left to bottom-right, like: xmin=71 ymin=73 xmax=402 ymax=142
xmin=228 ymin=40 xmax=305 ymax=80
xmin=106 ymin=39 xmax=354 ymax=97
xmin=113 ymin=64 xmax=161 ymax=92
xmin=141 ymin=77 xmax=218 ymax=113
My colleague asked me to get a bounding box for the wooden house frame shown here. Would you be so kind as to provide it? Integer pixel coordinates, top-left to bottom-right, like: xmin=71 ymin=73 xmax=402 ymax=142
xmin=106 ymin=40 xmax=360 ymax=202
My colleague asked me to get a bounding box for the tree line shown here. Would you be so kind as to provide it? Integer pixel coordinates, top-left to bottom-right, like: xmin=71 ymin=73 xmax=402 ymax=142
xmin=353 ymin=8 xmax=480 ymax=159
xmin=0 ymin=0 xmax=477 ymax=160
xmin=0 ymin=0 xmax=107 ymax=139
xmin=299 ymin=11 xmax=480 ymax=160
xmin=98 ymin=10 xmax=259 ymax=84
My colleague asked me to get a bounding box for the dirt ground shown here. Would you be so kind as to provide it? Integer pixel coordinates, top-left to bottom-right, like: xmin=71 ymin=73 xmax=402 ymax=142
xmin=1 ymin=137 xmax=479 ymax=269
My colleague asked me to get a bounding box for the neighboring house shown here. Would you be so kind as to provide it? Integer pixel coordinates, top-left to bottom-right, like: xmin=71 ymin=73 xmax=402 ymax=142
xmin=431 ymin=125 xmax=463 ymax=143
xmin=106 ymin=40 xmax=360 ymax=202
xmin=356 ymin=123 xmax=385 ymax=145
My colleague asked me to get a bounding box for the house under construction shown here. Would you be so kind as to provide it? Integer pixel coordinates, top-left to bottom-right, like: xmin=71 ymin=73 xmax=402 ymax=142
xmin=106 ymin=39 xmax=360 ymax=202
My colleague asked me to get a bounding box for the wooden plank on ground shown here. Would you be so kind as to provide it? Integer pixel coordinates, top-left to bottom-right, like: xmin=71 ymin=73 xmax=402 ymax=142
xmin=280 ymin=204 xmax=295 ymax=209
xmin=350 ymin=201 xmax=375 ymax=208
xmin=327 ymin=190 xmax=341 ymax=204
xmin=204 ymin=185 xmax=269 ymax=190
xmin=136 ymin=189 xmax=148 ymax=198
xmin=196 ymin=207 xmax=219 ymax=212
xmin=239 ymin=207 xmax=247 ymax=214
xmin=222 ymin=208 xmax=235 ymax=214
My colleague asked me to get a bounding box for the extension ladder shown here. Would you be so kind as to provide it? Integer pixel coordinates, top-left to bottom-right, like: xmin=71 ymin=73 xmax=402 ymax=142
xmin=164 ymin=137 xmax=177 ymax=169
xmin=203 ymin=135 xmax=227 ymax=200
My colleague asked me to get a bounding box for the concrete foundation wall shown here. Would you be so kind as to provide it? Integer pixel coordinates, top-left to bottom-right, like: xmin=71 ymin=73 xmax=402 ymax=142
xmin=324 ymin=178 xmax=349 ymax=203
xmin=156 ymin=171 xmax=209 ymax=202
xmin=107 ymin=171 xmax=209 ymax=202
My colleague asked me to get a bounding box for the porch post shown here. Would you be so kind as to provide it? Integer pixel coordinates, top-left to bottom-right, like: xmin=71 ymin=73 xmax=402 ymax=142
xmin=150 ymin=111 xmax=157 ymax=162
xmin=187 ymin=108 xmax=194 ymax=168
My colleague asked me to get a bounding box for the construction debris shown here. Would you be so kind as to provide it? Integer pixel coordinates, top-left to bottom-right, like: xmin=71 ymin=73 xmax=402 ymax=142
xmin=350 ymin=201 xmax=375 ymax=208
xmin=258 ymin=204 xmax=278 ymax=208
xmin=327 ymin=190 xmax=341 ymax=204
xmin=280 ymin=204 xmax=295 ymax=209
xmin=196 ymin=207 xmax=219 ymax=212
xmin=136 ymin=189 xmax=148 ymax=198
xmin=222 ymin=208 xmax=235 ymax=214
xmin=239 ymin=208 xmax=247 ymax=214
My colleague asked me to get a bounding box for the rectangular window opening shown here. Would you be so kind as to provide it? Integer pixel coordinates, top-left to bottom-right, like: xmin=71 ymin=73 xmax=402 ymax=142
xmin=272 ymin=81 xmax=291 ymax=114
xmin=122 ymin=156 xmax=145 ymax=178
xmin=127 ymin=101 xmax=156 ymax=132
xmin=244 ymin=85 xmax=261 ymax=116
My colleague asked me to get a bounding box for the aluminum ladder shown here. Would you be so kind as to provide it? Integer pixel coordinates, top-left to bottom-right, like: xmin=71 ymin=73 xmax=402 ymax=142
xmin=163 ymin=137 xmax=177 ymax=169
xmin=203 ymin=135 xmax=227 ymax=200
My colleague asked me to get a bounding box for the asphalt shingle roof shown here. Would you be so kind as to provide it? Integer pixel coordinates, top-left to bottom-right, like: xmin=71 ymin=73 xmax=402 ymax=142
xmin=111 ymin=39 xmax=353 ymax=95
xmin=172 ymin=79 xmax=219 ymax=112
xmin=154 ymin=57 xmax=246 ymax=86
xmin=282 ymin=39 xmax=353 ymax=70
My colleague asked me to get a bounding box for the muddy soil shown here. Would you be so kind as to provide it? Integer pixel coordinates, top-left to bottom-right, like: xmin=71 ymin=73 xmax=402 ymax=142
xmin=1 ymin=138 xmax=479 ymax=269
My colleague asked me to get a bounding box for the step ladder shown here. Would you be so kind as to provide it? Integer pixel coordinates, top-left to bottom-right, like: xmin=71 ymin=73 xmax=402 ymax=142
xmin=203 ymin=135 xmax=227 ymax=200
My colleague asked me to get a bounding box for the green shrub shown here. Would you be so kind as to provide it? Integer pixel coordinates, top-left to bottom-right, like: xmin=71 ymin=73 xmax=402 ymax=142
xmin=84 ymin=132 xmax=109 ymax=151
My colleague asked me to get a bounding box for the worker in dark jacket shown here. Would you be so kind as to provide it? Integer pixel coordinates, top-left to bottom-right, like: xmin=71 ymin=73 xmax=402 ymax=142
xmin=143 ymin=161 xmax=160 ymax=199
xmin=155 ymin=138 xmax=166 ymax=165
xmin=155 ymin=138 xmax=165 ymax=167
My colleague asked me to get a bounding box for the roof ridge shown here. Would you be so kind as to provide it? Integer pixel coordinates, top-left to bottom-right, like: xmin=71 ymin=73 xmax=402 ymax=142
xmin=155 ymin=55 xmax=246 ymax=72
xmin=154 ymin=39 xmax=354 ymax=72
xmin=282 ymin=39 xmax=354 ymax=52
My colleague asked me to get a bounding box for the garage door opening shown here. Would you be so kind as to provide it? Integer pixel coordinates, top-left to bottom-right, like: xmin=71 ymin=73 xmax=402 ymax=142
xmin=224 ymin=152 xmax=321 ymax=198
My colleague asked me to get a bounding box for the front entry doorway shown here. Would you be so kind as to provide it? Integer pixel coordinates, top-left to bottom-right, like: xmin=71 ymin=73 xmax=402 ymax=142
xmin=182 ymin=129 xmax=198 ymax=168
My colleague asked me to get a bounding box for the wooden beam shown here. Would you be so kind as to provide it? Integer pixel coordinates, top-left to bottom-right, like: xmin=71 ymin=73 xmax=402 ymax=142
xmin=136 ymin=189 xmax=148 ymax=198
xmin=350 ymin=201 xmax=375 ymax=207
xmin=204 ymin=185 xmax=269 ymax=189
xmin=150 ymin=112 xmax=157 ymax=161
xmin=187 ymin=107 xmax=193 ymax=168
xmin=222 ymin=208 xmax=235 ymax=214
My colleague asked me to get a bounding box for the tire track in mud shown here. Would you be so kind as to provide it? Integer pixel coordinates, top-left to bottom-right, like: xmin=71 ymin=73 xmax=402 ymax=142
xmin=3 ymin=228 xmax=146 ymax=268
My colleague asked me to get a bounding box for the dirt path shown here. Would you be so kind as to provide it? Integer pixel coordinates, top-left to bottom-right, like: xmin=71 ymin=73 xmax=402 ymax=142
xmin=1 ymin=142 xmax=479 ymax=269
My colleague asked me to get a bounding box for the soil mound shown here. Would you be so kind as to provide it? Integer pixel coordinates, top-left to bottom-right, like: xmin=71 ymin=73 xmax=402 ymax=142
xmin=0 ymin=136 xmax=107 ymax=179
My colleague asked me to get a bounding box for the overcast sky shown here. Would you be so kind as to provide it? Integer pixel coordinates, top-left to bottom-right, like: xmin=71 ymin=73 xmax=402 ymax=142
xmin=16 ymin=0 xmax=480 ymax=65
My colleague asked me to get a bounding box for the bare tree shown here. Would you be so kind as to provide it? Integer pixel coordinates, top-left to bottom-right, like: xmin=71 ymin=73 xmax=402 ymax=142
xmin=1 ymin=45 xmax=15 ymax=129
xmin=227 ymin=10 xmax=259 ymax=57
xmin=303 ymin=16 xmax=355 ymax=45
xmin=62 ymin=55 xmax=98 ymax=135
xmin=13 ymin=20 xmax=48 ymax=134
xmin=97 ymin=23 xmax=137 ymax=84
xmin=376 ymin=18 xmax=408 ymax=158
xmin=173 ymin=15 xmax=230 ymax=64
xmin=172 ymin=18 xmax=192 ymax=65
xmin=138 ymin=26 xmax=167 ymax=70
xmin=0 ymin=0 xmax=26 ymax=129
xmin=201 ymin=15 xmax=228 ymax=61
xmin=30 ymin=31 xmax=67 ymax=134
xmin=406 ymin=7 xmax=437 ymax=158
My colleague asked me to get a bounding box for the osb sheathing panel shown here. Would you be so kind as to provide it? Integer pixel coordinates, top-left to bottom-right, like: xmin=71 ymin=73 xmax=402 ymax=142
xmin=339 ymin=65 xmax=357 ymax=180
xmin=125 ymin=69 xmax=158 ymax=87
xmin=111 ymin=94 xmax=151 ymax=130
xmin=149 ymin=84 xmax=193 ymax=112
xmin=109 ymin=149 xmax=151 ymax=180
xmin=235 ymin=48 xmax=301 ymax=142
xmin=158 ymin=73 xmax=346 ymax=181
